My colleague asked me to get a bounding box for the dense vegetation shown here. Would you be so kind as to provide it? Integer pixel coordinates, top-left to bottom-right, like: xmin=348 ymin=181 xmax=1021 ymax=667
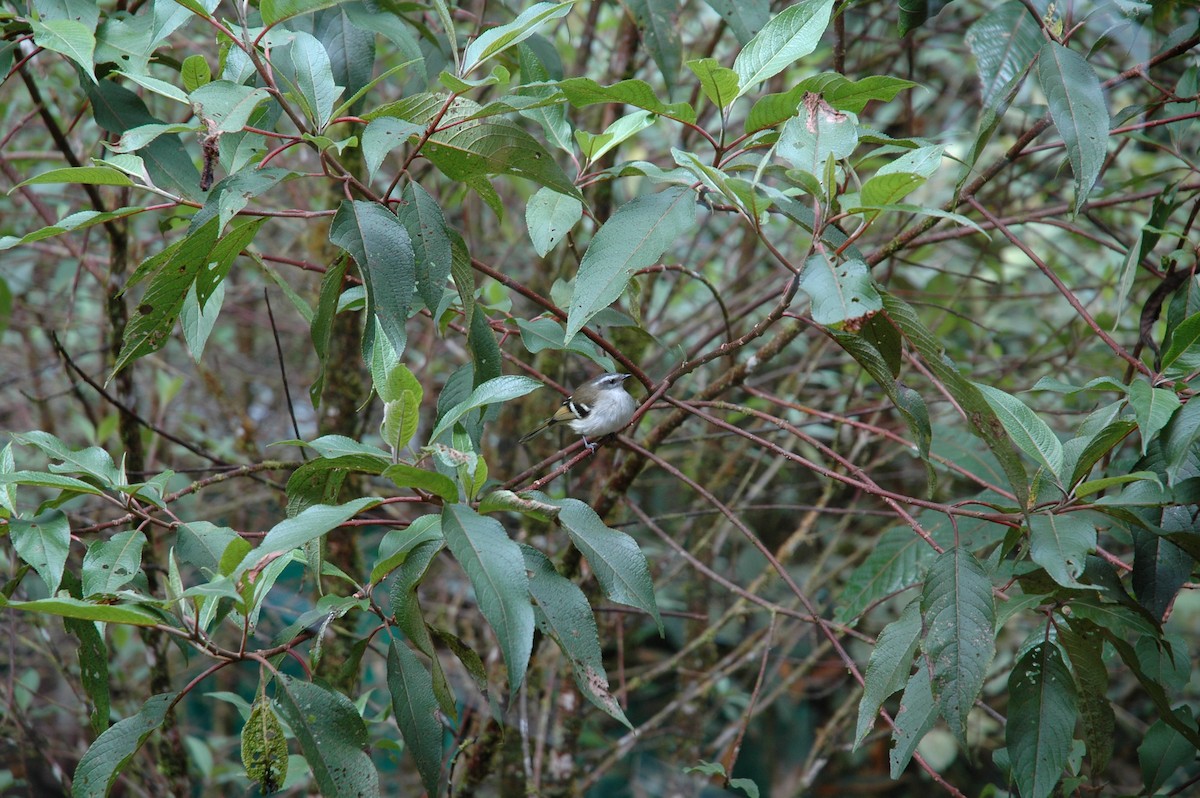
xmin=2 ymin=0 xmax=1199 ymax=796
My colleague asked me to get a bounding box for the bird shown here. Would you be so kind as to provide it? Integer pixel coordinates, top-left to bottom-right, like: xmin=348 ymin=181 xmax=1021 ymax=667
xmin=519 ymin=373 xmax=637 ymax=451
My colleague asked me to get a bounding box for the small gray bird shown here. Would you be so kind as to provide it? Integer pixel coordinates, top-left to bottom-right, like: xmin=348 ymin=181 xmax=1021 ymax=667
xmin=519 ymin=373 xmax=637 ymax=451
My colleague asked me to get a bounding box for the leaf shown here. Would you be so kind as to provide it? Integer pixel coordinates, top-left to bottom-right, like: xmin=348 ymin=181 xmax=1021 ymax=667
xmin=523 ymin=545 xmax=631 ymax=727
xmin=627 ymin=0 xmax=682 ymax=95
xmin=428 ymin=375 xmax=540 ymax=442
xmin=362 ymin=118 xmax=423 ymax=181
xmin=397 ymin=182 xmax=452 ymax=312
xmin=686 ymin=58 xmax=740 ymax=109
xmin=1162 ymin=398 xmax=1200 ymax=486
xmin=9 ymin=510 xmax=71 ymax=594
xmin=72 ymin=693 xmax=177 ymax=798
xmin=965 ymin=1 xmax=1041 ymax=109
xmin=534 ymin=492 xmax=663 ymax=633
xmin=387 ymin=640 xmax=445 ymax=796
xmin=1161 ymin=310 xmax=1200 ymax=374
xmin=82 ymin=530 xmax=146 ymax=597
xmin=1127 ymin=378 xmax=1180 ymax=455
xmin=64 ymin=614 xmax=110 ymax=736
xmin=855 ymin=600 xmax=920 ymax=747
xmin=898 ymin=0 xmax=954 ymax=35
xmin=565 ymin=185 xmax=695 ymax=343
xmin=14 ymin=166 xmax=134 ymax=188
xmin=1059 ymin=620 xmax=1113 ymax=776
xmin=835 ymin=526 xmax=936 ymax=623
xmin=526 ymin=188 xmax=583 ymax=257
xmin=1028 ymin=513 xmax=1095 ymax=588
xmin=181 ymin=54 xmax=211 ymax=92
xmin=462 ymin=1 xmax=574 ymax=75
xmin=732 ymin=0 xmax=835 ymax=97
xmin=260 ymin=0 xmax=343 ymax=25
xmin=31 ymin=18 xmax=96 ymax=81
xmin=1007 ymin=642 xmax=1078 ymax=798
xmin=441 ymin=504 xmax=534 ymax=694
xmin=1037 ymin=41 xmax=1109 ymax=215
xmin=329 ymin=200 xmax=416 ymax=358
xmin=0 ymin=594 xmax=160 ymax=625
xmin=777 ymin=97 xmax=858 ymax=191
xmin=974 ymin=382 xmax=1064 ymax=478
xmin=543 ymin=77 xmax=696 ymax=123
xmin=188 ymin=81 xmax=271 ymax=133
xmin=241 ymin=694 xmax=288 ymax=794
xmin=889 ymin=667 xmax=938 ymax=777
xmin=272 ymin=675 xmax=380 ymax=798
xmin=382 ymin=464 xmax=458 ymax=503
xmin=800 ymin=254 xmax=883 ymax=327
xmin=920 ymin=546 xmax=995 ymax=745
xmin=701 ymin=0 xmax=769 ymax=44
xmin=1132 ymin=528 xmax=1192 ymax=622
xmin=1068 ymin=419 xmax=1137 ymax=488
xmin=1138 ymin=706 xmax=1196 ymax=793
xmin=271 ymin=30 xmax=343 ymax=130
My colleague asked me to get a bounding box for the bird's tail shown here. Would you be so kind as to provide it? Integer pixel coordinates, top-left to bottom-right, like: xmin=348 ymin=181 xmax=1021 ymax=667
xmin=518 ymin=421 xmax=551 ymax=444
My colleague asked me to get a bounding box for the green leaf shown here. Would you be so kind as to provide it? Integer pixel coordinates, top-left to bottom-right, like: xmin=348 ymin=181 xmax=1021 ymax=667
xmin=627 ymin=0 xmax=682 ymax=95
xmin=429 ymin=375 xmax=541 ymax=442
xmin=188 ymin=81 xmax=271 ymax=133
xmin=974 ymin=382 xmax=1064 ymax=478
xmin=1161 ymin=311 xmax=1200 ymax=375
xmin=777 ymin=98 xmax=858 ymax=192
xmin=835 ymin=526 xmax=936 ymax=623
xmin=888 ymin=667 xmax=938 ymax=778
xmin=1037 ymin=41 xmax=1109 ymax=215
xmin=884 ymin=291 xmax=1030 ymax=505
xmin=72 ymin=693 xmax=177 ymax=798
xmin=1138 ymin=706 xmax=1196 ymax=793
xmin=0 ymin=205 xmax=145 ymax=251
xmin=898 ymin=0 xmax=954 ymax=35
xmin=523 ymin=545 xmax=631 ymax=727
xmin=462 ymin=1 xmax=574 ymax=75
xmin=1029 ymin=513 xmax=1095 ymax=588
xmin=372 ymin=515 xmax=443 ymax=584
xmin=1068 ymin=419 xmax=1137 ymax=488
xmin=241 ymin=695 xmax=288 ymax=795
xmin=82 ymin=530 xmax=146 ymax=597
xmin=534 ymin=492 xmax=663 ymax=632
xmin=31 ymin=18 xmax=96 ymax=81
xmin=565 ymin=185 xmax=695 ymax=343
xmin=9 ymin=510 xmax=71 ymax=594
xmin=575 ymin=109 xmax=656 ymax=162
xmin=701 ymin=0 xmax=769 ymax=43
xmin=362 ymin=118 xmax=423 ymax=181
xmin=64 ymin=614 xmax=110 ymax=736
xmin=181 ymin=54 xmax=211 ymax=92
xmin=13 ymin=166 xmax=134 ymax=189
xmin=13 ymin=430 xmax=121 ymax=485
xmin=921 ymin=546 xmax=995 ymax=745
xmin=965 ymin=2 xmax=1041 ymax=109
xmin=732 ymin=0 xmax=834 ymax=97
xmin=272 ymin=675 xmax=380 ymax=798
xmin=686 ymin=58 xmax=740 ymax=109
xmin=382 ymin=464 xmax=458 ymax=503
xmin=441 ymin=504 xmax=534 ymax=694
xmin=387 ymin=640 xmax=445 ymax=796
xmin=1132 ymin=528 xmax=1192 ymax=622
xmin=1127 ymin=379 xmax=1180 ymax=455
xmin=544 ymin=77 xmax=696 ymax=123
xmin=330 ymin=200 xmax=416 ymax=358
xmin=855 ymin=600 xmax=920 ymax=747
xmin=0 ymin=594 xmax=160 ymax=625
xmin=516 ymin=317 xmax=614 ymax=370
xmin=1007 ymin=642 xmax=1078 ymax=798
xmin=1162 ymin=398 xmax=1200 ymax=486
xmin=370 ymin=93 xmax=580 ymax=198
xmin=260 ymin=0 xmax=343 ymax=25
xmin=238 ymin=498 xmax=378 ymax=576
xmin=272 ymin=30 xmax=343 ymax=130
xmin=1060 ymin=620 xmax=1113 ymax=776
xmin=526 ymin=188 xmax=583 ymax=257
xmin=800 ymin=254 xmax=883 ymax=327
xmin=397 ymin=183 xmax=452 ymax=313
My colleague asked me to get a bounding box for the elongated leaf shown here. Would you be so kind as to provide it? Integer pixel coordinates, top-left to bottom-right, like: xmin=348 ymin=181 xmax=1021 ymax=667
xmin=534 ymin=493 xmax=663 ymax=632
xmin=686 ymin=58 xmax=740 ymax=109
xmin=627 ymin=0 xmax=682 ymax=94
xmin=0 ymin=594 xmax=159 ymax=625
xmin=82 ymin=530 xmax=146 ymax=597
xmin=261 ymin=0 xmax=343 ymax=25
xmin=1161 ymin=311 xmax=1200 ymax=374
xmin=543 ymin=77 xmax=696 ymax=123
xmin=855 ymin=600 xmax=920 ymax=747
xmin=462 ymin=2 xmax=573 ymax=75
xmin=273 ymin=675 xmax=380 ymax=798
xmin=565 ymin=185 xmax=695 ymax=343
xmin=526 ymin=188 xmax=583 ymax=256
xmin=921 ymin=546 xmax=995 ymax=745
xmin=329 ymin=200 xmax=416 ymax=357
xmin=1007 ymin=643 xmax=1078 ymax=798
xmin=388 ymin=640 xmax=444 ymax=796
xmin=1037 ymin=41 xmax=1109 ymax=214
xmin=429 ymin=375 xmax=541 ymax=442
xmin=1127 ymin=378 xmax=1180 ymax=455
xmin=801 ymin=254 xmax=882 ymax=327
xmin=1029 ymin=513 xmax=1095 ymax=588
xmin=889 ymin=666 xmax=938 ymax=777
xmin=32 ymin=18 xmax=96 ymax=81
xmin=398 ymin=183 xmax=452 ymax=312
xmin=441 ymin=504 xmax=534 ymax=693
xmin=965 ymin=1 xmax=1041 ymax=109
xmin=523 ymin=545 xmax=630 ymax=727
xmin=239 ymin=498 xmax=378 ymax=575
xmin=272 ymin=30 xmax=343 ymax=130
xmin=73 ymin=693 xmax=178 ymax=798
xmin=1139 ymin=707 xmax=1196 ymax=794
xmin=241 ymin=695 xmax=288 ymax=794
xmin=15 ymin=166 xmax=133 ymax=188
xmin=835 ymin=526 xmax=936 ymax=623
xmin=974 ymin=382 xmax=1064 ymax=478
xmin=733 ymin=0 xmax=834 ymax=97
xmin=1060 ymin=620 xmax=1113 ymax=776
xmin=702 ymin=0 xmax=769 ymax=44
xmin=1132 ymin=528 xmax=1192 ymax=622
xmin=189 ymin=81 xmax=271 ymax=133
